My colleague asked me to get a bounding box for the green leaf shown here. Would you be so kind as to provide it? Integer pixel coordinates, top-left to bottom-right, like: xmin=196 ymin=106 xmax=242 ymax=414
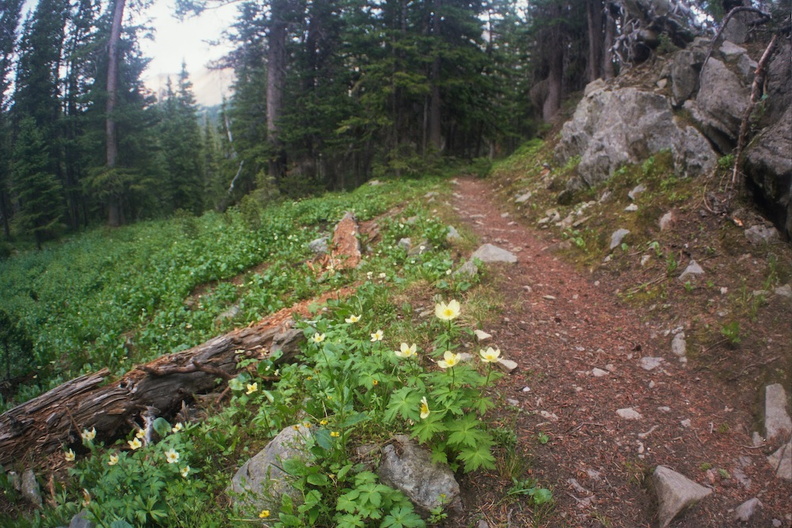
xmin=410 ymin=413 xmax=446 ymax=443
xmin=384 ymin=387 xmax=421 ymax=423
xmin=531 ymin=487 xmax=553 ymax=505
xmin=456 ymin=443 xmax=496 ymax=472
xmin=307 ymin=472 xmax=330 ymax=487
xmin=152 ymin=417 xmax=171 ymax=438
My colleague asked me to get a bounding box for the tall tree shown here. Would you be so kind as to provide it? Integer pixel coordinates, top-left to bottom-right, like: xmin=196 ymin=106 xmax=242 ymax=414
xmin=105 ymin=0 xmax=127 ymax=226
xmin=0 ymin=0 xmax=24 ymax=239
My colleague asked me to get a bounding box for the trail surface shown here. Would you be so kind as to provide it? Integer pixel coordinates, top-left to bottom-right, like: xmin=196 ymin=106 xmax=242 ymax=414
xmin=449 ymin=178 xmax=790 ymax=527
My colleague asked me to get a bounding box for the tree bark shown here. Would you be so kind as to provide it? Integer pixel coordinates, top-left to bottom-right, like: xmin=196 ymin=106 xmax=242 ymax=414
xmin=586 ymin=0 xmax=603 ymax=82
xmin=0 ymin=319 xmax=305 ymax=466
xmin=428 ymin=0 xmax=443 ymax=152
xmin=266 ymin=0 xmax=289 ymax=182
xmin=105 ymin=0 xmax=125 ymax=227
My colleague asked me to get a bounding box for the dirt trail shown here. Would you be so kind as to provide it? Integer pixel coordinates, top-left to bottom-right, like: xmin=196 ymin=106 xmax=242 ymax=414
xmin=449 ymin=178 xmax=790 ymax=528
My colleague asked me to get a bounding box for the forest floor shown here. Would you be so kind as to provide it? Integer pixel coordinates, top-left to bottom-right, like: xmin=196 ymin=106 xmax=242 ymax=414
xmin=443 ymin=177 xmax=792 ymax=528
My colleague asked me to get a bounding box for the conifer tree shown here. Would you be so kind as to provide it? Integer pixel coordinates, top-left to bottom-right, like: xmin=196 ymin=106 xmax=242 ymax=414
xmin=0 ymin=0 xmax=24 ymax=239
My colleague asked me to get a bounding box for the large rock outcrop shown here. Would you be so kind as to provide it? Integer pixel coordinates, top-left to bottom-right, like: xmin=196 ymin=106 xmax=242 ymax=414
xmin=556 ymin=82 xmax=717 ymax=187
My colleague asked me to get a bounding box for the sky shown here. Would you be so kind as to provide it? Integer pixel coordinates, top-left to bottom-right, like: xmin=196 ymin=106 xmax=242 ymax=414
xmin=138 ymin=1 xmax=238 ymax=106
xmin=20 ymin=0 xmax=238 ymax=107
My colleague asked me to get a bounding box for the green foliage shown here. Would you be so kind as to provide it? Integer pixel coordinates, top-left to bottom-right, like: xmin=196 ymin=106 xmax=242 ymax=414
xmin=720 ymin=321 xmax=741 ymax=345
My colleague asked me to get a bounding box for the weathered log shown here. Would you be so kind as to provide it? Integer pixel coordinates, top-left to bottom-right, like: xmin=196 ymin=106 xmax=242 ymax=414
xmin=0 ymin=319 xmax=305 ymax=467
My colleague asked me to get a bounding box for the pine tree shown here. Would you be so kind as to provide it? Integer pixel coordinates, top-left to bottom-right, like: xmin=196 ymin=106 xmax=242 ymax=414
xmin=11 ymin=118 xmax=65 ymax=249
xmin=0 ymin=0 xmax=24 ymax=239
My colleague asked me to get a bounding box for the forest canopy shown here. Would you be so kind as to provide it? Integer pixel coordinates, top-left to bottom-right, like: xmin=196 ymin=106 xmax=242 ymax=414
xmin=0 ymin=0 xmax=787 ymax=248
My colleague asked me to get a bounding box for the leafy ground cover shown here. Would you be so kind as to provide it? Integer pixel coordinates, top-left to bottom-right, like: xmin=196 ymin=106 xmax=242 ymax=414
xmin=0 ymin=173 xmax=554 ymax=527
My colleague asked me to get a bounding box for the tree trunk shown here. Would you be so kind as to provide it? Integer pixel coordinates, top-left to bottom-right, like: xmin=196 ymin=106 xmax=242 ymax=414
xmin=542 ymin=32 xmax=564 ymax=121
xmin=105 ymin=0 xmax=125 ymax=227
xmin=602 ymin=9 xmax=617 ymax=79
xmin=586 ymin=0 xmax=603 ymax=82
xmin=266 ymin=0 xmax=288 ymax=182
xmin=0 ymin=320 xmax=305 ymax=466
xmin=428 ymin=0 xmax=443 ymax=152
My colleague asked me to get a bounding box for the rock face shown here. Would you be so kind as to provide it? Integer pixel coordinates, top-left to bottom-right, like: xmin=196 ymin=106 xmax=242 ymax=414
xmin=377 ymin=435 xmax=461 ymax=513
xmin=653 ymin=465 xmax=712 ymax=528
xmin=744 ymin=105 xmax=792 ymax=239
xmin=230 ymin=424 xmax=314 ymax=513
xmin=556 ymin=84 xmax=716 ymax=187
xmin=764 ymin=383 xmax=792 ymax=442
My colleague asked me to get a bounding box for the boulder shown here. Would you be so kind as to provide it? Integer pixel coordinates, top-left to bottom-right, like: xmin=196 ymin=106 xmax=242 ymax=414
xmin=733 ymin=497 xmax=761 ymax=522
xmin=308 ymin=236 xmax=329 ymax=255
xmin=684 ymin=58 xmax=749 ymax=151
xmin=653 ymin=465 xmax=712 ymax=528
xmin=609 ymin=228 xmax=630 ymax=250
xmin=556 ymin=84 xmax=716 ymax=186
xmin=21 ymin=469 xmax=42 ymax=507
xmin=230 ymin=424 xmax=314 ymax=514
xmin=767 ymin=441 xmax=792 ymax=481
xmin=744 ymin=224 xmax=780 ymax=245
xmin=743 ymin=106 xmax=792 ymax=239
xmin=377 ymin=435 xmax=462 ymax=513
xmin=670 ymin=40 xmax=708 ymax=105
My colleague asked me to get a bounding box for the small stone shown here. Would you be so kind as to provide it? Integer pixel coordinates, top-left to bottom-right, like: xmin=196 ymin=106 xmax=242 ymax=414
xmin=640 ymin=254 xmax=651 ymax=266
xmin=678 ymin=260 xmax=704 ymax=281
xmin=616 ymin=408 xmax=643 ymax=420
xmin=767 ymin=441 xmax=792 ymax=481
xmin=21 ymin=469 xmax=42 ymax=507
xmin=734 ymin=498 xmax=762 ymax=522
xmin=680 ymin=419 xmax=692 ymax=428
xmin=368 ymin=179 xmax=384 ymax=186
xmin=69 ymin=511 xmax=96 ymax=528
xmin=471 ymin=243 xmax=518 ymax=263
xmin=215 ymin=304 xmax=241 ymax=324
xmin=775 ymin=284 xmax=792 ymax=299
xmin=477 ymin=521 xmax=490 ymax=528
xmin=745 ymin=224 xmax=780 ymax=245
xmin=496 ymin=358 xmax=518 ymax=373
xmin=398 ymin=237 xmax=412 ymax=251
xmin=671 ymin=332 xmax=686 ymax=358
xmin=506 ymin=399 xmax=520 ymax=406
xmin=624 ymin=203 xmax=639 ymax=212
xmin=474 ymin=329 xmax=492 ymax=342
xmin=542 ymin=295 xmax=556 ymax=300
xmin=539 ymin=410 xmax=559 ymax=421
xmin=308 ymin=236 xmax=329 ymax=255
xmin=522 ymin=386 xmax=531 ymax=392
xmin=609 ymin=228 xmax=630 ymax=250
xmin=424 ymin=191 xmax=438 ymax=198
xmin=592 ymin=368 xmax=609 ymax=377
xmin=446 ymin=226 xmax=462 ymax=243
xmin=658 ymin=406 xmax=671 ymax=413
xmin=656 ymin=78 xmax=668 ymax=89
xmin=659 ymin=211 xmax=674 ymax=231
xmin=515 ymin=191 xmax=533 ymax=203
xmin=765 ymin=383 xmax=792 ymax=441
xmin=653 ymin=465 xmax=712 ymax=528
xmin=639 ymin=357 xmax=664 ymax=371
xmin=454 ymin=259 xmax=479 ymax=278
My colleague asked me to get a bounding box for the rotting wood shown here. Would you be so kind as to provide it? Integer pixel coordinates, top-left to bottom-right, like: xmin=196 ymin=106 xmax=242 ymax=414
xmin=0 ymin=320 xmax=305 ymax=467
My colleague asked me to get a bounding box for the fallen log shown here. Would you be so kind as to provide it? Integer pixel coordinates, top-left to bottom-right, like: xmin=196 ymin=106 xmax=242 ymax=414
xmin=0 ymin=319 xmax=304 ymax=467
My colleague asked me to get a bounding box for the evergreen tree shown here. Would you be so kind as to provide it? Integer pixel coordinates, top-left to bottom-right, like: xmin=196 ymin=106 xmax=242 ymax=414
xmin=11 ymin=118 xmax=65 ymax=249
xmin=0 ymin=0 xmax=24 ymax=239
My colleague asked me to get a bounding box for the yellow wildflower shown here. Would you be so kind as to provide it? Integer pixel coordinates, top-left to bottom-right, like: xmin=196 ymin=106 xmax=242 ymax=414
xmin=181 ymin=466 xmax=190 ymax=478
xmin=81 ymin=427 xmax=96 ymax=442
xmin=345 ymin=314 xmax=361 ymax=323
xmin=135 ymin=429 xmax=146 ymax=440
xmin=165 ymin=449 xmax=180 ymax=464
xmin=330 ymin=431 xmax=340 ymax=438
xmin=372 ymin=379 xmax=379 ymax=386
xmin=108 ymin=454 xmax=119 ymax=466
xmin=312 ymin=333 xmax=326 ymax=343
xmin=435 ymin=299 xmax=461 ymax=321
xmin=420 ymin=397 xmax=430 ymax=419
xmin=81 ymin=488 xmax=91 ymax=507
xmin=479 ymin=346 xmax=501 ymax=363
xmin=437 ymin=351 xmax=460 ymax=369
xmin=320 ymin=419 xmax=328 ymax=426
xmin=171 ymin=423 xmax=184 ymax=433
xmin=246 ymin=382 xmax=258 ymax=395
xmin=64 ymin=449 xmax=76 ymax=462
xmin=395 ymin=343 xmax=417 ymax=358
xmin=370 ymin=330 xmax=384 ymax=342
xmin=259 ymin=510 xmax=271 ymax=519
xmin=128 ymin=438 xmax=142 ymax=450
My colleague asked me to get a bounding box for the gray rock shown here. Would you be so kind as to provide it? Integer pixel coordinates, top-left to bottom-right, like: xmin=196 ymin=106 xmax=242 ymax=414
xmin=775 ymin=284 xmax=792 ymax=299
xmin=679 ymin=260 xmax=704 ymax=281
xmin=659 ymin=211 xmax=674 ymax=231
xmin=515 ymin=192 xmax=533 ymax=203
xmin=7 ymin=470 xmax=20 ymax=491
xmin=454 ymin=259 xmax=479 ymax=278
xmin=733 ymin=497 xmax=762 ymax=522
xmin=744 ymin=224 xmax=780 ymax=246
xmin=408 ymin=240 xmax=432 ymax=256
xmin=230 ymin=424 xmax=314 ymax=513
xmin=639 ymin=357 xmax=664 ymax=371
xmin=653 ymin=465 xmax=713 ymax=528
xmin=670 ymin=40 xmax=708 ymax=105
xmin=69 ymin=511 xmax=96 ymax=528
xmin=556 ymin=85 xmax=716 ymax=186
xmin=21 ymin=469 xmax=42 ymax=507
xmin=721 ymin=11 xmax=757 ymax=44
xmin=616 ymin=408 xmax=643 ymax=420
xmin=496 ymin=358 xmax=518 ymax=373
xmin=690 ymin=58 xmax=749 ymax=146
xmin=609 ymin=228 xmax=630 ymax=250
xmin=446 ymin=226 xmax=462 ymax=243
xmin=215 ymin=304 xmax=241 ymax=324
xmin=473 ymin=329 xmax=492 ymax=342
xmin=765 ymin=384 xmax=792 ymax=442
xmin=308 ymin=236 xmax=329 ymax=255
xmin=592 ymin=368 xmax=609 ymax=377
xmin=471 ymin=243 xmax=517 ymax=264
xmin=377 ymin=435 xmax=461 ymax=513
xmin=624 ymin=203 xmax=639 ymax=212
xmin=743 ymin=106 xmax=792 ymax=239
xmin=767 ymin=442 xmax=792 ymax=481
xmin=671 ymin=332 xmax=686 ymax=358
xmin=398 ymin=237 xmax=412 ymax=251
xmin=628 ymin=183 xmax=647 ymax=201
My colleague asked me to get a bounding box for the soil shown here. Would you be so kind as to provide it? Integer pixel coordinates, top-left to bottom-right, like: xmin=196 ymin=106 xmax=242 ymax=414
xmin=445 ymin=177 xmax=792 ymax=528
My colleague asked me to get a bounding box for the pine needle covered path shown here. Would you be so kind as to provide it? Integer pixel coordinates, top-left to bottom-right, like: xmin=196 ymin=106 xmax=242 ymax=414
xmin=447 ymin=177 xmax=790 ymax=528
